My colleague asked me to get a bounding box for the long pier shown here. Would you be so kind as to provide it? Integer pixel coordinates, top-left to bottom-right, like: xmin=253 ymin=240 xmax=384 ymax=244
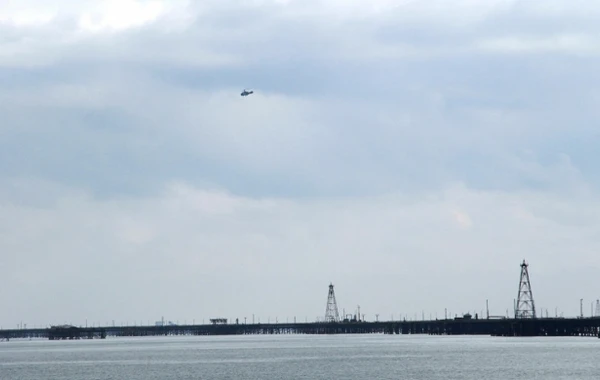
xmin=2 ymin=262 xmax=597 ymax=342
xmin=2 ymin=316 xmax=600 ymax=341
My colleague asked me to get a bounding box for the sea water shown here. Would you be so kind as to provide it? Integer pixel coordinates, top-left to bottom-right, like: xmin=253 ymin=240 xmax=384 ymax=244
xmin=1 ymin=334 xmax=598 ymax=379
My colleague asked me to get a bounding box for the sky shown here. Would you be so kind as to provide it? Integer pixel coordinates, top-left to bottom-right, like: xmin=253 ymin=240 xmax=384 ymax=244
xmin=1 ymin=0 xmax=600 ymax=328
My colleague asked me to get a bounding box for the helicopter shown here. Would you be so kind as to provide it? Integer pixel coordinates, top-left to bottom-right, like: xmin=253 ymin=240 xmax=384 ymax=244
xmin=240 ymin=89 xmax=254 ymax=96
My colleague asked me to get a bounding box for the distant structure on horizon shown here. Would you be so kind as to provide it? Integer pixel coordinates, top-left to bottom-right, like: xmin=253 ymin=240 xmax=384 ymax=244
xmin=154 ymin=317 xmax=177 ymax=326
xmin=515 ymin=260 xmax=536 ymax=319
xmin=325 ymin=283 xmax=340 ymax=322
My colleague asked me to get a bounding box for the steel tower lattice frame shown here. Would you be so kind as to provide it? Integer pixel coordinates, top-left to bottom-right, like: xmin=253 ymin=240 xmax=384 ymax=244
xmin=515 ymin=260 xmax=536 ymax=319
xmin=324 ymin=283 xmax=340 ymax=322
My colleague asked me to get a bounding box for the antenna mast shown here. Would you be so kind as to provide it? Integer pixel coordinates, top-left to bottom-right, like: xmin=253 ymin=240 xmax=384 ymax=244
xmin=324 ymin=283 xmax=340 ymax=322
xmin=515 ymin=260 xmax=536 ymax=319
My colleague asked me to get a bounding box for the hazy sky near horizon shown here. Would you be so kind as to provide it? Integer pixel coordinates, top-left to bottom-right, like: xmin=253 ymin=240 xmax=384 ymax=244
xmin=2 ymin=0 xmax=600 ymax=328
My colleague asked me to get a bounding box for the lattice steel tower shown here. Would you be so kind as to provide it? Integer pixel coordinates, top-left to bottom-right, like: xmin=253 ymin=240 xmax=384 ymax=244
xmin=515 ymin=260 xmax=536 ymax=319
xmin=324 ymin=283 xmax=340 ymax=322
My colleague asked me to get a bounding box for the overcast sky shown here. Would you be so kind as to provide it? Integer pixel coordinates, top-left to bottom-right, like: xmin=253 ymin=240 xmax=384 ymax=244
xmin=1 ymin=0 xmax=600 ymax=328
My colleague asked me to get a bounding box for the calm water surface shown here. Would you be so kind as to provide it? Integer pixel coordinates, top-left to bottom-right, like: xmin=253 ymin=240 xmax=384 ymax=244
xmin=1 ymin=334 xmax=599 ymax=379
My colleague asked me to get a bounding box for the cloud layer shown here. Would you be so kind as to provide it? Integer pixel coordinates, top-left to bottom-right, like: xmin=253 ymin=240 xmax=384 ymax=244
xmin=1 ymin=0 xmax=600 ymax=327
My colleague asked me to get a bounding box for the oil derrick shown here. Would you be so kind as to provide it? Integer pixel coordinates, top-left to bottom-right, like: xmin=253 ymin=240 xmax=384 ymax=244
xmin=324 ymin=283 xmax=340 ymax=322
xmin=515 ymin=260 xmax=536 ymax=319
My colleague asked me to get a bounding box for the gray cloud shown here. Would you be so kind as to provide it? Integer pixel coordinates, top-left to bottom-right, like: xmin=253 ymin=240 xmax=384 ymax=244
xmin=2 ymin=177 xmax=600 ymax=326
xmin=1 ymin=0 xmax=600 ymax=327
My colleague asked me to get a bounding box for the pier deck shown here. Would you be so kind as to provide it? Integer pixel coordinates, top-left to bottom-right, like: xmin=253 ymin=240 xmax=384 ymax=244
xmin=2 ymin=317 xmax=600 ymax=341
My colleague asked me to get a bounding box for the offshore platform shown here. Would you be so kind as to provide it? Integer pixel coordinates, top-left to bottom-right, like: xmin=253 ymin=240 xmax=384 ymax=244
xmin=1 ymin=260 xmax=600 ymax=341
